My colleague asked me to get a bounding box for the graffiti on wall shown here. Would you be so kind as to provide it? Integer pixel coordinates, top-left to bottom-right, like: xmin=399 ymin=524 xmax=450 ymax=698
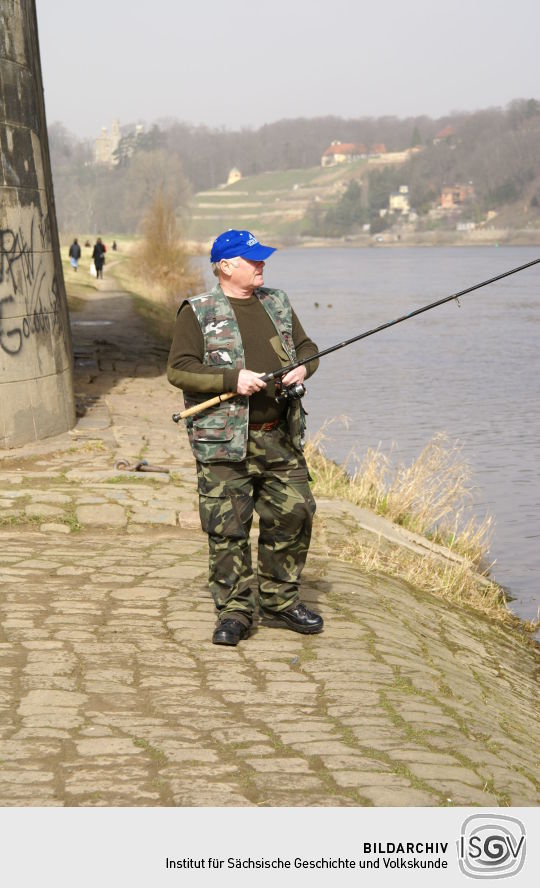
xmin=0 ymin=210 xmax=64 ymax=357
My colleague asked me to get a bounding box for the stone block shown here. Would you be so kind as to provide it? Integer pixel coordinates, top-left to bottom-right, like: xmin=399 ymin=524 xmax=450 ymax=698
xmin=40 ymin=523 xmax=71 ymax=534
xmin=76 ymin=504 xmax=127 ymax=526
xmin=24 ymin=503 xmax=63 ymax=518
xmin=129 ymin=509 xmax=177 ymax=526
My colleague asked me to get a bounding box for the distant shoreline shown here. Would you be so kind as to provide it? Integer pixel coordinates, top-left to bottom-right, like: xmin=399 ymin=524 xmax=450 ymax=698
xmin=297 ymin=229 xmax=540 ymax=249
xmin=187 ymin=229 xmax=540 ymax=255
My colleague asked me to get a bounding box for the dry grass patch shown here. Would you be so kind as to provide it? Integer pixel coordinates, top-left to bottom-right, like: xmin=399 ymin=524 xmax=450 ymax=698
xmin=306 ymin=424 xmax=491 ymax=564
xmin=338 ymin=535 xmax=526 ymax=630
xmin=306 ymin=425 xmax=537 ymax=633
xmin=110 ymin=193 xmax=203 ymax=341
xmin=131 ymin=190 xmax=202 ymax=307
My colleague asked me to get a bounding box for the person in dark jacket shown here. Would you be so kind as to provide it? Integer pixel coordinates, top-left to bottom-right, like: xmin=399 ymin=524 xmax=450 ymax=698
xmin=92 ymin=237 xmax=106 ymax=279
xmin=68 ymin=238 xmax=81 ymax=271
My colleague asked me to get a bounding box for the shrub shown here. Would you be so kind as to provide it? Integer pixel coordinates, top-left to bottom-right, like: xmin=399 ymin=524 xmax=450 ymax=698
xmin=132 ymin=189 xmax=202 ymax=307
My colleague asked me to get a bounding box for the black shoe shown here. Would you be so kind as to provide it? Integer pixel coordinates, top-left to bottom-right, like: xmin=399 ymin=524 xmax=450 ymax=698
xmin=212 ymin=619 xmax=250 ymax=646
xmin=261 ymin=602 xmax=323 ymax=634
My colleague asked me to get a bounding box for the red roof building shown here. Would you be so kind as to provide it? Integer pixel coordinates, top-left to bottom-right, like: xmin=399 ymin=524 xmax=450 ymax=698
xmin=433 ymin=126 xmax=455 ymax=144
xmin=321 ymin=141 xmax=367 ymax=166
xmin=440 ymin=184 xmax=475 ymax=209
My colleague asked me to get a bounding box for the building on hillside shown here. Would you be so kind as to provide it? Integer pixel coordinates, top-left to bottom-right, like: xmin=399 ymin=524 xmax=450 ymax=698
xmin=94 ymin=119 xmax=121 ymax=165
xmin=433 ymin=125 xmax=455 ymax=145
xmin=440 ymin=183 xmax=475 ymax=209
xmin=321 ymin=141 xmax=367 ymax=166
xmin=321 ymin=141 xmax=393 ymax=166
xmin=389 ymin=185 xmax=410 ymax=215
xmin=227 ymin=167 xmax=242 ymax=185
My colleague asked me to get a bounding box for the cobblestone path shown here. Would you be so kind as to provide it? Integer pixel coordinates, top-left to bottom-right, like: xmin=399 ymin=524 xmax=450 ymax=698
xmin=1 ymin=277 xmax=539 ymax=806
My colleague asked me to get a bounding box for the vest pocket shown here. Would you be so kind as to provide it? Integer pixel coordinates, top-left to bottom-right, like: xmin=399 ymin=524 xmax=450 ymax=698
xmin=269 ymin=335 xmax=291 ymax=365
xmin=207 ymin=341 xmax=235 ymax=365
xmin=191 ymin=414 xmax=234 ymax=442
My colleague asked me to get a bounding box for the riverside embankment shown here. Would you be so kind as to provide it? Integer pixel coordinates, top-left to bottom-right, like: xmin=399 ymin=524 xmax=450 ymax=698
xmin=0 ymin=273 xmax=539 ymax=807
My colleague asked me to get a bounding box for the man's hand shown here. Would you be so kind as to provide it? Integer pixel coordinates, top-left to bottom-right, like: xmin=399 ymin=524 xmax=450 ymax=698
xmin=281 ymin=365 xmax=307 ymax=387
xmin=236 ymin=370 xmax=267 ymax=396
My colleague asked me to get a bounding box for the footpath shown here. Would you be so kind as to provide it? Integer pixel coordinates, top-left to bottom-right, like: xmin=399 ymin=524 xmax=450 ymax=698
xmin=0 ymin=274 xmax=539 ymax=807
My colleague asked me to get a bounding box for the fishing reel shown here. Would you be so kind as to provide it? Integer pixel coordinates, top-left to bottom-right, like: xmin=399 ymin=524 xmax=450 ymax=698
xmin=275 ymin=380 xmax=306 ymax=404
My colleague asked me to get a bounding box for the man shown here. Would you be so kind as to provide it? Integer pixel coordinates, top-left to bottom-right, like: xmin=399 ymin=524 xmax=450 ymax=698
xmin=167 ymin=229 xmax=323 ymax=646
xmin=68 ymin=238 xmax=81 ymax=271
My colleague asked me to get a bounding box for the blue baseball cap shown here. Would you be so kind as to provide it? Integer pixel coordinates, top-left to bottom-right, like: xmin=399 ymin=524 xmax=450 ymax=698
xmin=210 ymin=229 xmax=276 ymax=263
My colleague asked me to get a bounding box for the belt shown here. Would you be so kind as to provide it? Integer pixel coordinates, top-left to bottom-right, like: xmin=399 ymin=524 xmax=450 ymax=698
xmin=248 ymin=419 xmax=281 ymax=431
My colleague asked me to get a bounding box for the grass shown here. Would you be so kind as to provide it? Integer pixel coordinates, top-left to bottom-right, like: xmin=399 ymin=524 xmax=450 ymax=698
xmin=133 ymin=737 xmax=168 ymax=767
xmin=212 ymin=160 xmax=366 ymax=195
xmin=0 ymin=510 xmax=81 ymax=533
xmin=61 ymin=239 xmax=127 ymax=311
xmin=224 ymin=167 xmax=323 ymax=193
xmin=306 ymin=424 xmax=490 ymax=563
xmin=103 ymin=475 xmax=160 ymax=485
xmin=0 ymin=513 xmax=42 ymax=529
xmin=61 ymin=256 xmax=99 ymax=312
xmin=305 ymin=424 xmax=538 ymax=634
xmin=61 ymin=511 xmax=81 ymax=533
xmin=188 ymin=160 xmax=368 ymax=241
xmin=61 ymin=234 xmax=135 ymax=308
xmin=339 ymin=536 xmax=521 ymax=628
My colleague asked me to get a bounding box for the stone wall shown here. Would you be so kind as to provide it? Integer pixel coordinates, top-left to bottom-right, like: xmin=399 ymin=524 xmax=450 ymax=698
xmin=0 ymin=0 xmax=75 ymax=448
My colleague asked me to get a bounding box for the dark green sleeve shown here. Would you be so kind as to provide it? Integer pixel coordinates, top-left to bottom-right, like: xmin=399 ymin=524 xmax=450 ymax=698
xmin=291 ymin=309 xmax=319 ymax=379
xmin=167 ymin=302 xmax=239 ymax=394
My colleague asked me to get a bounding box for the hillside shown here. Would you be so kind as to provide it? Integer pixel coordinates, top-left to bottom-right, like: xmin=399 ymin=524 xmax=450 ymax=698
xmin=188 ymin=159 xmax=540 ymax=248
xmin=188 ymin=161 xmax=367 ymax=242
xmin=189 ymin=101 xmax=540 ymax=245
xmin=49 ymin=99 xmax=540 ymax=240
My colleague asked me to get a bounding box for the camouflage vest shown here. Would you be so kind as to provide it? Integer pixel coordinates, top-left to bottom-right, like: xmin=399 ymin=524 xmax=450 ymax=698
xmin=182 ymin=285 xmax=304 ymax=463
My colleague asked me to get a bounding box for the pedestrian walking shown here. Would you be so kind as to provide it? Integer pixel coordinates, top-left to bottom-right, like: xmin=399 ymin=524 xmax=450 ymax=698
xmin=68 ymin=238 xmax=81 ymax=271
xmin=92 ymin=237 xmax=106 ymax=279
xmin=168 ymin=229 xmax=323 ymax=646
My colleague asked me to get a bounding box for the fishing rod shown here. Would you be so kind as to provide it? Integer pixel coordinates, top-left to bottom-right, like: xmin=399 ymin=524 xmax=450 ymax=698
xmin=173 ymin=256 xmax=540 ymax=422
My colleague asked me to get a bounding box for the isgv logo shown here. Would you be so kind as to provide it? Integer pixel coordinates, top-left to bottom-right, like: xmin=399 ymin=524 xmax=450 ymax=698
xmin=458 ymin=814 xmax=526 ymax=879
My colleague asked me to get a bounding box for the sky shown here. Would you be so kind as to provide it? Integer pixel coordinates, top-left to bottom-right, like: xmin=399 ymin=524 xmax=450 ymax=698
xmin=36 ymin=0 xmax=540 ymax=140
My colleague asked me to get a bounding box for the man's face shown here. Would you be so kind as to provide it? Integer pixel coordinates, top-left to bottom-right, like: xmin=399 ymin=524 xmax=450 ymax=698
xmin=223 ymin=256 xmax=265 ymax=290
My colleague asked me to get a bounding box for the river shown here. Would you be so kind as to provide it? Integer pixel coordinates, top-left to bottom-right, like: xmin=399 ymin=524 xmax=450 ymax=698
xmin=201 ymin=245 xmax=540 ymax=623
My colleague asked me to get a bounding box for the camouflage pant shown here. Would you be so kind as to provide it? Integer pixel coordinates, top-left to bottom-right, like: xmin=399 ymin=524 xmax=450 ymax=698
xmin=196 ymin=423 xmax=316 ymax=627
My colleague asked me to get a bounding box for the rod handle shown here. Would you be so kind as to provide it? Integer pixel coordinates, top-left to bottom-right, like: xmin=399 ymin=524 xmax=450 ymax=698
xmin=173 ymin=391 xmax=236 ymax=422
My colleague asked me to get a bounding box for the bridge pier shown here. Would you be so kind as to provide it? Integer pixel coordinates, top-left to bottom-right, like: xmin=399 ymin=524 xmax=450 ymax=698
xmin=0 ymin=0 xmax=75 ymax=447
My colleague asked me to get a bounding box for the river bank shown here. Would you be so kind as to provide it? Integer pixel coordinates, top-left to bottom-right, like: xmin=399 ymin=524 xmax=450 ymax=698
xmin=186 ymin=227 xmax=540 ymax=256
xmin=0 ymin=267 xmax=539 ymax=806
